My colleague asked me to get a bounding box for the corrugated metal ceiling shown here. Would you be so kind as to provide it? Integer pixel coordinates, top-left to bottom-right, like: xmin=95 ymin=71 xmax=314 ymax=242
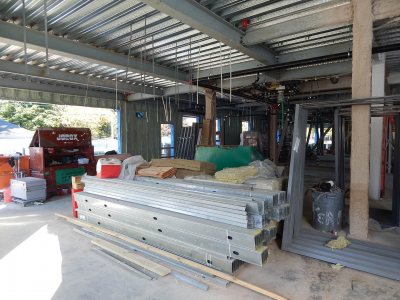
xmin=0 ymin=0 xmax=398 ymax=89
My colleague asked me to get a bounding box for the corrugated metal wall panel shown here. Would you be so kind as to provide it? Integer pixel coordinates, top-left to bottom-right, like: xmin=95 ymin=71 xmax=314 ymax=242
xmin=124 ymin=103 xmax=268 ymax=159
xmin=222 ymin=113 xmax=268 ymax=146
xmin=125 ymin=100 xmax=183 ymax=161
xmin=222 ymin=116 xmax=242 ymax=145
xmin=253 ymin=116 xmax=268 ymax=133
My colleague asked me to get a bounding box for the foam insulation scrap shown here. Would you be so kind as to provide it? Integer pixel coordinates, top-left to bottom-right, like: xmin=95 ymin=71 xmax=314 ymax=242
xmin=325 ymin=236 xmax=351 ymax=250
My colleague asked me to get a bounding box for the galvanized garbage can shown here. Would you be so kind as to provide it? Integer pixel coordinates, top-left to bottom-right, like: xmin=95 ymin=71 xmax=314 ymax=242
xmin=312 ymin=189 xmax=344 ymax=232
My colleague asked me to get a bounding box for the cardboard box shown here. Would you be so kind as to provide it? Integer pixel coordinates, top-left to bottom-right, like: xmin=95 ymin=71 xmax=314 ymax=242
xmin=137 ymin=166 xmax=177 ymax=179
xmin=150 ymin=159 xmax=215 ymax=175
xmin=72 ymin=182 xmax=85 ymax=190
xmin=71 ymin=176 xmax=82 ymax=184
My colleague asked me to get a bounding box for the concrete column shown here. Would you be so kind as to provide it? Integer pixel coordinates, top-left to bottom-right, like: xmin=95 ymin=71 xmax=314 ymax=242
xmin=202 ymin=89 xmax=216 ymax=146
xmin=349 ymin=0 xmax=372 ymax=240
xmin=205 ymin=89 xmax=216 ymax=121
xmin=369 ymin=54 xmax=386 ymax=200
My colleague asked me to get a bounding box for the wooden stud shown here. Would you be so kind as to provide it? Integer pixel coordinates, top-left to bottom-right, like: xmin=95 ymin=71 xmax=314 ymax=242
xmin=92 ymin=239 xmax=171 ymax=277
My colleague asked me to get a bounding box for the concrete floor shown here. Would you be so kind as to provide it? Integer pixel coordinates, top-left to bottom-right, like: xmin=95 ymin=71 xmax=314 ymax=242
xmin=0 ymin=196 xmax=400 ymax=300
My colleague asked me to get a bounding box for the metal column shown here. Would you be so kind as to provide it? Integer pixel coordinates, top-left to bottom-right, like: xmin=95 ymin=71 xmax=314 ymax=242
xmin=334 ymin=109 xmax=345 ymax=190
xmin=282 ymin=104 xmax=308 ymax=246
xmin=393 ymin=116 xmax=400 ymax=226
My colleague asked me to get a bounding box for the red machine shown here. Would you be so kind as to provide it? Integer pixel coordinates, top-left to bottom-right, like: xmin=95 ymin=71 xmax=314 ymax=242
xmin=29 ymin=128 xmax=95 ymax=197
xmin=0 ymin=155 xmax=30 ymax=189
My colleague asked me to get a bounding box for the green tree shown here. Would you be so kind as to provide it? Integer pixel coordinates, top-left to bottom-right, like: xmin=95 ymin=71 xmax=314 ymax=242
xmin=0 ymin=101 xmax=62 ymax=130
xmin=0 ymin=101 xmax=116 ymax=140
xmin=93 ymin=116 xmax=111 ymax=139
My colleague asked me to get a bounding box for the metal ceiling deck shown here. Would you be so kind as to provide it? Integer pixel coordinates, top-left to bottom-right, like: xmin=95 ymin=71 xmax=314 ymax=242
xmin=0 ymin=0 xmax=398 ymax=94
xmin=0 ymin=41 xmax=177 ymax=88
xmin=0 ymin=0 xmax=252 ymax=75
xmin=198 ymin=0 xmax=353 ymax=54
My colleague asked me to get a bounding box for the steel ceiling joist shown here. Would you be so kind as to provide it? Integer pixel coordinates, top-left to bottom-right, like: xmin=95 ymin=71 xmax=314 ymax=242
xmin=243 ymin=2 xmax=353 ymax=46
xmin=140 ymin=0 xmax=276 ymax=65
xmin=0 ymin=20 xmax=188 ymax=83
xmin=196 ymin=42 xmax=353 ymax=82
xmin=278 ymin=42 xmax=352 ymax=64
xmin=279 ymin=61 xmax=352 ymax=81
xmin=243 ymin=0 xmax=400 ymax=46
xmin=0 ymin=80 xmax=120 ymax=108
xmin=0 ymin=60 xmax=163 ymax=96
xmin=197 ymin=60 xmax=265 ymax=78
xmin=0 ymin=76 xmax=118 ymax=101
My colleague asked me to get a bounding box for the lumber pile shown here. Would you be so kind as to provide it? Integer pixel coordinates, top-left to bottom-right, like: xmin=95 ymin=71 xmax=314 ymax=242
xmin=75 ymin=176 xmax=289 ymax=274
xmin=136 ymin=166 xmax=177 ymax=179
xmin=150 ymin=159 xmax=215 ymax=179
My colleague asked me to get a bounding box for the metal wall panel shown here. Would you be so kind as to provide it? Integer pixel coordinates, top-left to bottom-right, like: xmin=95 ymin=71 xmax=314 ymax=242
xmin=223 ymin=116 xmax=242 ymax=145
xmin=282 ymin=103 xmax=400 ymax=281
xmin=124 ymin=100 xmax=184 ymax=161
xmin=222 ymin=114 xmax=267 ymax=146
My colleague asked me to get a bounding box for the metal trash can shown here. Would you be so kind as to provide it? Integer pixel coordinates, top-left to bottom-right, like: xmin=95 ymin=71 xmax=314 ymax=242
xmin=312 ymin=189 xmax=344 ymax=232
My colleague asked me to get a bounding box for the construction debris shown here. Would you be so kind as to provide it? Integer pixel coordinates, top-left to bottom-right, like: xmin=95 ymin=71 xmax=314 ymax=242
xmin=330 ymin=263 xmax=345 ymax=270
xmin=325 ymin=236 xmax=351 ymax=250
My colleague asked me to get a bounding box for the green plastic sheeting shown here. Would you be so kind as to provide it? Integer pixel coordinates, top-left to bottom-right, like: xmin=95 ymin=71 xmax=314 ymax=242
xmin=195 ymin=146 xmax=264 ymax=171
xmin=55 ymin=167 xmax=86 ymax=185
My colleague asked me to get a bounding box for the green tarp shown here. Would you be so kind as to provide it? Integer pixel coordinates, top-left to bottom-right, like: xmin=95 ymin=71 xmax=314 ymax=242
xmin=194 ymin=146 xmax=264 ymax=171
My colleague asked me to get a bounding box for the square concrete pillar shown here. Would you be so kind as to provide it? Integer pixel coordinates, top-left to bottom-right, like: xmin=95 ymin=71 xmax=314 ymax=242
xmin=349 ymin=0 xmax=373 ymax=240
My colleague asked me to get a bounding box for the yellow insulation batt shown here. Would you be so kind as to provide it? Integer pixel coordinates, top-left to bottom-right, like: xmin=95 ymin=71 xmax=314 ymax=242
xmin=215 ymin=166 xmax=259 ymax=184
xmin=245 ymin=177 xmax=283 ymax=191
